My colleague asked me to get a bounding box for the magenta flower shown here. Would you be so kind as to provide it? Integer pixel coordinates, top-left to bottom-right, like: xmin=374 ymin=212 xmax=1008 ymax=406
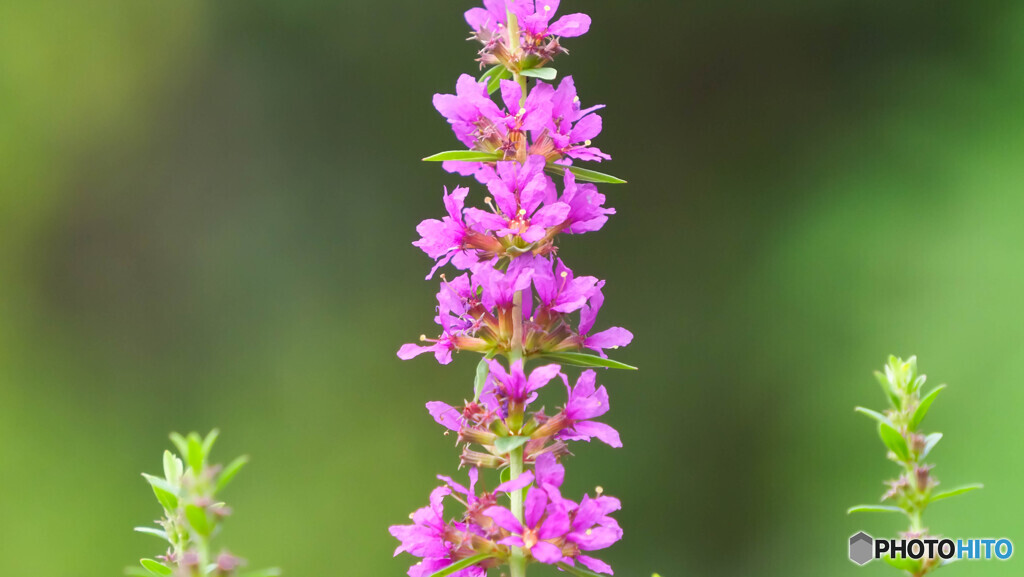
xmin=533 ymin=257 xmax=600 ymax=314
xmin=484 ymin=486 xmax=571 ymax=564
xmin=397 ymin=274 xmax=491 ymax=364
xmin=389 ymin=486 xmax=452 ymax=559
xmin=485 ymin=358 xmax=561 ymax=404
xmin=512 ymin=1 xmax=592 ymax=39
xmin=563 ymin=494 xmax=623 ymax=574
xmin=559 ymin=168 xmax=615 ymax=234
xmin=560 ymin=370 xmax=621 ymax=447
xmin=433 ymin=74 xmax=505 ymax=150
xmin=538 ymin=76 xmax=610 ymax=163
xmin=577 ymin=285 xmax=633 ymax=356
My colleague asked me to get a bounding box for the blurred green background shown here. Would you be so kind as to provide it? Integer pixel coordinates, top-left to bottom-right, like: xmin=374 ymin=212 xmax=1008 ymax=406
xmin=1 ymin=1 xmax=1021 ymax=576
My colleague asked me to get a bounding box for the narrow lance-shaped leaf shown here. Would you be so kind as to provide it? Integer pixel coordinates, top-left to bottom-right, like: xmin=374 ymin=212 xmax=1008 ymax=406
xmin=185 ymin=504 xmax=213 ymax=536
xmin=140 ymin=559 xmax=173 ymax=577
xmin=186 ymin=433 xmax=205 ymax=474
xmin=555 ymin=562 xmax=608 ymax=577
xmin=169 ymin=432 xmax=189 ymax=461
xmin=854 ymin=407 xmax=895 ymax=428
xmin=473 ymin=357 xmax=490 ymax=401
xmin=427 ymin=553 xmax=495 ymax=577
xmin=163 ymin=450 xmax=182 ymax=487
xmin=479 ymin=64 xmax=503 ymax=83
xmin=540 ymin=352 xmax=637 ymax=370
xmin=423 ymin=150 xmax=503 ymax=163
xmin=202 ymin=428 xmax=220 ymax=459
xmin=878 ymin=421 xmax=910 ymax=462
xmin=930 ymin=484 xmax=984 ymax=504
xmin=847 ymin=505 xmax=907 ymax=515
xmin=142 ymin=473 xmax=179 ymax=511
xmin=133 ymin=526 xmax=169 ymax=541
xmin=910 ymin=385 xmax=946 ymax=430
xmin=216 ymin=455 xmax=250 ymax=494
xmin=920 ymin=432 xmax=942 ymax=459
xmin=874 ymin=370 xmax=902 ymax=409
xmin=494 ymin=436 xmax=531 ymax=454
xmin=487 ymin=67 xmax=513 ymax=94
xmin=544 ymin=163 xmax=627 ymax=184
xmin=520 ymin=67 xmax=557 ymax=80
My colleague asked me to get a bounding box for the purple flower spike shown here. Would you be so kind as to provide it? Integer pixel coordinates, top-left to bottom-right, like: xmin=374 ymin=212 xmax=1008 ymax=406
xmin=396 ymin=4 xmax=630 ymax=577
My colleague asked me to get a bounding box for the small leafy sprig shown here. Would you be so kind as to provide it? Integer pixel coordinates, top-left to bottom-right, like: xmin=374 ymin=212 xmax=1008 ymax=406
xmin=130 ymin=430 xmax=279 ymax=577
xmin=849 ymin=356 xmax=983 ymax=576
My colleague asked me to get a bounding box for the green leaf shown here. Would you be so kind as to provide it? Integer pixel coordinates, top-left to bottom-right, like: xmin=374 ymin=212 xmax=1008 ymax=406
xmin=168 ymin=432 xmax=189 ymax=460
xmin=186 ymin=433 xmax=204 ymax=474
xmin=487 ymin=67 xmax=513 ymax=94
xmin=185 ymin=504 xmax=213 ymax=536
xmin=874 ymin=370 xmax=902 ymax=409
xmin=140 ymin=559 xmax=173 ymax=576
xmin=134 ymin=526 xmax=169 ymax=541
xmin=142 ymin=474 xmax=179 ymax=511
xmin=878 ymin=421 xmax=910 ymax=461
xmin=473 ymin=357 xmax=491 ymax=401
xmin=544 ymin=164 xmax=627 ymax=184
xmin=241 ymin=569 xmax=283 ymax=577
xmin=556 ymin=562 xmax=607 ymax=577
xmin=202 ymin=429 xmax=220 ymax=459
xmin=427 ymin=553 xmax=494 ymax=577
xmin=479 ymin=65 xmax=503 ymax=83
xmin=854 ymin=407 xmax=895 ymax=428
xmin=499 ymin=466 xmax=512 ymax=485
xmin=540 ymin=352 xmax=637 ymax=370
xmin=930 ymin=484 xmax=983 ymax=503
xmin=847 ymin=505 xmax=906 ymax=514
xmin=921 ymin=432 xmax=942 ymax=459
xmin=216 ymin=455 xmax=250 ymax=494
xmin=520 ymin=67 xmax=557 ymax=80
xmin=162 ymin=450 xmax=183 ymax=487
xmin=494 ymin=436 xmax=531 ymax=454
xmin=911 ymin=385 xmax=946 ymax=430
xmin=883 ymin=554 xmax=921 ymax=572
xmin=423 ymin=150 xmax=502 ymax=163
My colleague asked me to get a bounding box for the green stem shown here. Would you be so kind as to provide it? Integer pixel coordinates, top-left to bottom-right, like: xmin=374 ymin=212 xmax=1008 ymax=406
xmin=508 ymin=289 xmax=526 ymax=577
xmin=505 ymin=11 xmax=528 ymax=577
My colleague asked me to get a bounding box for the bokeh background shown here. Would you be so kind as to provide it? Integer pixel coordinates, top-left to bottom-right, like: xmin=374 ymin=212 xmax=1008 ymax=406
xmin=1 ymin=1 xmax=1021 ymax=576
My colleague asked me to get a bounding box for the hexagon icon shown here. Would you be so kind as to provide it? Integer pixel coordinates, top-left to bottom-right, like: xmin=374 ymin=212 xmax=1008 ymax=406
xmin=849 ymin=532 xmax=874 ymax=565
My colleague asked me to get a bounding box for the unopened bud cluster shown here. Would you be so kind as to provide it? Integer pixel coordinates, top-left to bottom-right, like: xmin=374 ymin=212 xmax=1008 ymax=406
xmin=131 ymin=430 xmax=279 ymax=577
xmin=849 ymin=357 xmax=983 ymax=577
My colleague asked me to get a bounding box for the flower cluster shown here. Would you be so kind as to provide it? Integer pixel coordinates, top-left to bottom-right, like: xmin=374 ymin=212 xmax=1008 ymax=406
xmin=133 ymin=430 xmax=280 ymax=577
xmin=466 ymin=1 xmax=591 ymax=73
xmin=434 ymin=75 xmax=608 ymax=180
xmin=394 ymin=3 xmax=632 ymax=577
xmin=391 ymin=453 xmax=622 ymax=577
xmin=398 ymin=257 xmax=630 ymax=364
xmin=849 ymin=357 xmax=983 ymax=576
